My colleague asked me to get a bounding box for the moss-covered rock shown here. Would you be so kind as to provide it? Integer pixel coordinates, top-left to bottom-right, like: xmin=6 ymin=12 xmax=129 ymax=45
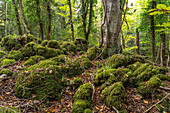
xmin=84 ymin=109 xmax=92 ymax=113
xmin=1 ymin=59 xmax=16 ymax=67
xmin=73 ymin=83 xmax=93 ymax=102
xmin=158 ymin=74 xmax=170 ymax=81
xmin=133 ymin=63 xmax=149 ymax=76
xmin=8 ymin=50 xmax=23 ymax=61
xmin=50 ymin=54 xmax=67 ymax=65
xmin=70 ymin=77 xmax=83 ymax=89
xmin=147 ymin=76 xmax=161 ymax=91
xmin=81 ymin=58 xmax=92 ymax=69
xmin=101 ymin=82 xmax=125 ymax=110
xmin=94 ymin=69 xmax=117 ymax=86
xmin=137 ymin=82 xmax=151 ymax=98
xmin=0 ymin=69 xmax=12 ymax=76
xmin=127 ymin=62 xmax=142 ymax=72
xmin=72 ymin=100 xmax=91 ymax=113
xmin=15 ymin=63 xmax=66 ymax=101
xmin=33 ymin=45 xmax=48 ymax=57
xmin=86 ymin=46 xmax=107 ymax=61
xmin=74 ymin=38 xmax=88 ymax=51
xmin=41 ymin=40 xmax=48 ymax=46
xmin=61 ymin=41 xmax=76 ymax=54
xmin=23 ymin=42 xmax=36 ymax=57
xmin=35 ymin=38 xmax=42 ymax=44
xmin=24 ymin=55 xmax=46 ymax=66
xmin=0 ymin=51 xmax=6 ymax=58
xmin=17 ymin=34 xmax=36 ymax=45
xmin=47 ymin=40 xmax=60 ymax=49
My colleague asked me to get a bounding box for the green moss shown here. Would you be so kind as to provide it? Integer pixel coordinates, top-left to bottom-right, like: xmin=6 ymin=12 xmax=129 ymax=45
xmin=94 ymin=69 xmax=117 ymax=85
xmin=41 ymin=40 xmax=48 ymax=46
xmin=72 ymin=100 xmax=90 ymax=113
xmin=24 ymin=55 xmax=46 ymax=66
xmin=47 ymin=40 xmax=60 ymax=49
xmin=1 ymin=59 xmax=16 ymax=67
xmin=127 ymin=62 xmax=142 ymax=71
xmin=70 ymin=77 xmax=83 ymax=89
xmin=84 ymin=109 xmax=92 ymax=113
xmin=45 ymin=48 xmax=58 ymax=58
xmin=74 ymin=38 xmax=88 ymax=51
xmin=158 ymin=74 xmax=170 ymax=81
xmin=23 ymin=42 xmax=36 ymax=57
xmin=50 ymin=54 xmax=67 ymax=65
xmin=0 ymin=51 xmax=6 ymax=58
xmin=0 ymin=106 xmax=19 ymax=113
xmin=81 ymin=58 xmax=92 ymax=69
xmin=61 ymin=41 xmax=76 ymax=54
xmin=101 ymin=82 xmax=125 ymax=110
xmin=137 ymin=82 xmax=151 ymax=98
xmin=79 ymin=51 xmax=85 ymax=55
xmin=147 ymin=76 xmax=161 ymax=91
xmin=73 ymin=83 xmax=93 ymax=102
xmin=0 ymin=69 xmax=12 ymax=76
xmin=156 ymin=100 xmax=169 ymax=112
xmin=8 ymin=50 xmax=23 ymax=61
xmin=86 ymin=46 xmax=107 ymax=61
xmin=133 ymin=63 xmax=149 ymax=76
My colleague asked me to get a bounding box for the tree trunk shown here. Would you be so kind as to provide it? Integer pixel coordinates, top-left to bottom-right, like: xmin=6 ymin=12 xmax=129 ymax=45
xmin=167 ymin=37 xmax=170 ymax=67
xmin=12 ymin=0 xmax=22 ymax=35
xmin=18 ymin=0 xmax=32 ymax=34
xmin=136 ymin=28 xmax=140 ymax=54
xmin=150 ymin=1 xmax=156 ymax=62
xmin=36 ymin=0 xmax=44 ymax=40
xmin=68 ymin=0 xmax=74 ymax=41
xmin=101 ymin=0 xmax=122 ymax=56
xmin=160 ymin=33 xmax=166 ymax=66
xmin=5 ymin=3 xmax=8 ymax=36
xmin=46 ymin=0 xmax=51 ymax=40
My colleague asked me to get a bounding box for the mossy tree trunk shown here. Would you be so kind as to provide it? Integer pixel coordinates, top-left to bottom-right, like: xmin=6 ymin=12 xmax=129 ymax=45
xmin=136 ymin=28 xmax=140 ymax=54
xmin=101 ymin=0 xmax=122 ymax=56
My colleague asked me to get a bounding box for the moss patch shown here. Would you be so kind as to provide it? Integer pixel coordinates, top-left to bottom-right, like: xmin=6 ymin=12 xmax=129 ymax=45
xmin=47 ymin=40 xmax=60 ymax=49
xmin=70 ymin=77 xmax=83 ymax=89
xmin=23 ymin=42 xmax=36 ymax=57
xmin=1 ymin=59 xmax=16 ymax=67
xmin=0 ymin=69 xmax=12 ymax=76
xmin=72 ymin=100 xmax=91 ymax=113
xmin=74 ymin=38 xmax=88 ymax=51
xmin=24 ymin=55 xmax=46 ymax=66
xmin=8 ymin=50 xmax=23 ymax=61
xmin=0 ymin=51 xmax=6 ymax=58
xmin=81 ymin=58 xmax=92 ymax=69
xmin=41 ymin=40 xmax=48 ymax=46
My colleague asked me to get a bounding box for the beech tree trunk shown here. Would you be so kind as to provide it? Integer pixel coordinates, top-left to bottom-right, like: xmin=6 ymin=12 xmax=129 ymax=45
xmin=36 ymin=0 xmax=44 ymax=40
xmin=68 ymin=0 xmax=74 ymax=41
xmin=160 ymin=33 xmax=166 ymax=66
xmin=101 ymin=0 xmax=122 ymax=56
xmin=46 ymin=0 xmax=51 ymax=40
xmin=18 ymin=0 xmax=32 ymax=34
xmin=12 ymin=0 xmax=22 ymax=35
xmin=136 ymin=28 xmax=140 ymax=54
xmin=150 ymin=1 xmax=156 ymax=62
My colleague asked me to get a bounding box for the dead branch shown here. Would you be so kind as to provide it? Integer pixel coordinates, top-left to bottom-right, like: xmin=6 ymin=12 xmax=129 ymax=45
xmin=91 ymin=82 xmax=95 ymax=101
xmin=112 ymin=106 xmax=119 ymax=113
xmin=144 ymin=93 xmax=170 ymax=113
xmin=159 ymin=86 xmax=170 ymax=91
xmin=95 ymin=47 xmax=106 ymax=61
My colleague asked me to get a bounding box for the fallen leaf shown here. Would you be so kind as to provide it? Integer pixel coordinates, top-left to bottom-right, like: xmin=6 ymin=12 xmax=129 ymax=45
xmin=143 ymin=100 xmax=148 ymax=104
xmin=95 ymin=106 xmax=100 ymax=110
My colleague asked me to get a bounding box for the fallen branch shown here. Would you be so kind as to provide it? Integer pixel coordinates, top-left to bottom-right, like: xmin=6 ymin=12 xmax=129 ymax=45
xmin=144 ymin=93 xmax=170 ymax=113
xmin=112 ymin=106 xmax=119 ymax=113
xmin=159 ymin=86 xmax=170 ymax=91
xmin=91 ymin=82 xmax=95 ymax=101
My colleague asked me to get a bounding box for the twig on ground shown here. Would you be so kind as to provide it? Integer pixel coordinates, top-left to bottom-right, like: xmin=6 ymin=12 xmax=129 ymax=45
xmin=159 ymin=86 xmax=170 ymax=91
xmin=112 ymin=106 xmax=119 ymax=113
xmin=144 ymin=93 xmax=170 ymax=113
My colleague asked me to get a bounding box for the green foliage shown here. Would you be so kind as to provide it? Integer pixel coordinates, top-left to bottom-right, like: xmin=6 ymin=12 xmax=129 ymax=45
xmin=41 ymin=40 xmax=48 ymax=46
xmin=0 ymin=69 xmax=12 ymax=76
xmin=0 ymin=106 xmax=19 ymax=113
xmin=0 ymin=51 xmax=6 ymax=58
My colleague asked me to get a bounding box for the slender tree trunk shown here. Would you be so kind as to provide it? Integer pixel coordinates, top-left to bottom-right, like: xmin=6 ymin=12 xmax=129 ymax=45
xmin=121 ymin=31 xmax=125 ymax=49
xmin=18 ymin=0 xmax=32 ymax=34
xmin=136 ymin=28 xmax=140 ymax=54
xmin=160 ymin=33 xmax=166 ymax=66
xmin=36 ymin=0 xmax=44 ymax=40
xmin=46 ymin=0 xmax=51 ymax=40
xmin=150 ymin=1 xmax=156 ymax=62
xmin=102 ymin=0 xmax=122 ymax=56
xmin=12 ymin=0 xmax=22 ymax=35
xmin=68 ymin=0 xmax=74 ymax=41
xmin=167 ymin=37 xmax=170 ymax=67
xmin=5 ymin=3 xmax=8 ymax=36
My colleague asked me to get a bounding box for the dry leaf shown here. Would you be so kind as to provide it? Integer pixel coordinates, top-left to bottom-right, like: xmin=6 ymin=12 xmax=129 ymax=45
xmin=143 ymin=100 xmax=148 ymax=104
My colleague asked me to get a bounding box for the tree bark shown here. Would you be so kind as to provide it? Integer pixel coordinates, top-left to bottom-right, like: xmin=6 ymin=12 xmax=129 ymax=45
xmin=5 ymin=3 xmax=7 ymax=36
xmin=36 ymin=0 xmax=44 ymax=40
xmin=68 ymin=0 xmax=74 ymax=41
xmin=150 ymin=1 xmax=156 ymax=62
xmin=102 ymin=0 xmax=122 ymax=56
xmin=18 ymin=0 xmax=32 ymax=34
xmin=46 ymin=0 xmax=51 ymax=40
xmin=12 ymin=0 xmax=22 ymax=35
xmin=160 ymin=33 xmax=166 ymax=66
xmin=136 ymin=28 xmax=140 ymax=54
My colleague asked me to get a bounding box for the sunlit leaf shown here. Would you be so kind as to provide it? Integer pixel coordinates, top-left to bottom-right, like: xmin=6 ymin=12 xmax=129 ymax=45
xmin=156 ymin=4 xmax=167 ymax=10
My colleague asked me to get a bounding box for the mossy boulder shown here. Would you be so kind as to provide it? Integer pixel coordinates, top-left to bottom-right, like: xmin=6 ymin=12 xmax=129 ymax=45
xmin=70 ymin=77 xmax=83 ymax=89
xmin=94 ymin=69 xmax=117 ymax=86
xmin=47 ymin=40 xmax=60 ymax=49
xmin=62 ymin=59 xmax=84 ymax=78
xmin=147 ymin=76 xmax=161 ymax=91
xmin=50 ymin=54 xmax=67 ymax=65
xmin=23 ymin=42 xmax=36 ymax=57
xmin=84 ymin=109 xmax=92 ymax=113
xmin=33 ymin=45 xmax=48 ymax=57
xmin=101 ymin=82 xmax=125 ymax=110
xmin=86 ymin=46 xmax=107 ymax=61
xmin=73 ymin=83 xmax=93 ymax=102
xmin=158 ymin=74 xmax=170 ymax=81
xmin=35 ymin=38 xmax=42 ymax=44
xmin=15 ymin=62 xmax=66 ymax=101
xmin=0 ymin=69 xmax=12 ymax=76
xmin=137 ymin=82 xmax=151 ymax=98
xmin=8 ymin=50 xmax=23 ymax=61
xmin=41 ymin=40 xmax=48 ymax=46
xmin=0 ymin=59 xmax=16 ymax=67
xmin=24 ymin=55 xmax=46 ymax=66
xmin=1 ymin=35 xmax=21 ymax=51
xmin=17 ymin=34 xmax=36 ymax=45
xmin=127 ymin=62 xmax=142 ymax=72
xmin=133 ymin=63 xmax=149 ymax=76
xmin=0 ymin=51 xmax=6 ymax=58
xmin=61 ymin=41 xmax=76 ymax=54
xmin=74 ymin=38 xmax=88 ymax=51
xmin=72 ymin=100 xmax=91 ymax=113
xmin=81 ymin=58 xmax=92 ymax=69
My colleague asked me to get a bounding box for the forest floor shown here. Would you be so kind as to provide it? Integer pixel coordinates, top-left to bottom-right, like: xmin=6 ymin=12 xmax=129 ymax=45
xmin=0 ymin=54 xmax=169 ymax=113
